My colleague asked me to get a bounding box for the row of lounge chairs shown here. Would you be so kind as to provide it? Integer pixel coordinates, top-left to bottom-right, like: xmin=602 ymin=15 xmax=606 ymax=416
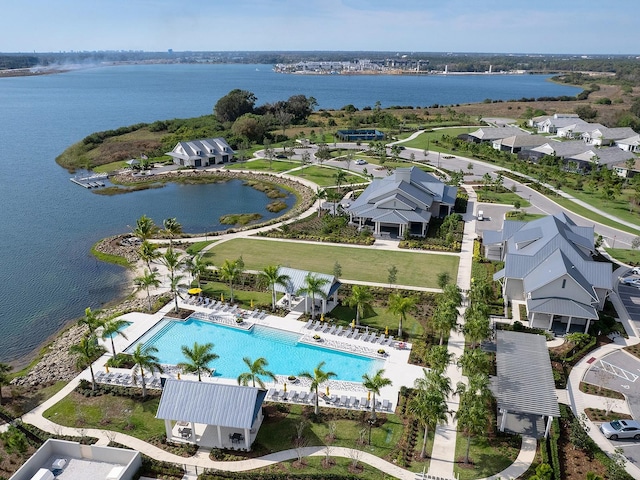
xmin=95 ymin=371 xmax=162 ymax=389
xmin=185 ymin=296 xmax=269 ymax=320
xmin=269 ymin=387 xmax=393 ymax=412
xmin=303 ymin=320 xmax=395 ymax=346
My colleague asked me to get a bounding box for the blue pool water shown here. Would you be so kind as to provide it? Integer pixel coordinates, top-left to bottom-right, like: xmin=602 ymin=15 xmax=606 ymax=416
xmin=128 ymin=318 xmax=382 ymax=382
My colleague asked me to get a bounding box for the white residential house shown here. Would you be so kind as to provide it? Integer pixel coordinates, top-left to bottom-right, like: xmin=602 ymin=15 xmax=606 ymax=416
xmin=528 ymin=113 xmax=579 ymax=130
xmin=615 ymin=134 xmax=640 ymax=152
xmin=581 ymin=126 xmax=638 ymax=146
xmin=167 ymin=137 xmax=234 ymax=167
xmin=556 ymin=122 xmax=604 ymax=139
xmin=482 ymin=213 xmax=612 ymax=335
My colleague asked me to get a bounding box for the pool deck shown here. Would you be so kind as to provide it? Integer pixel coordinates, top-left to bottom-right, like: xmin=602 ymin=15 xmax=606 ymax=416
xmin=99 ymin=299 xmax=427 ymax=413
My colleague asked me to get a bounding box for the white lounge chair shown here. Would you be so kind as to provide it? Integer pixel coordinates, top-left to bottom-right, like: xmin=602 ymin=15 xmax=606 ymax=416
xmin=297 ymin=391 xmax=309 ymax=403
xmin=339 ymin=395 xmax=348 ymax=407
xmin=349 ymin=396 xmax=358 ymax=408
xmin=382 ymin=399 xmax=392 ymax=412
xmin=334 ymin=325 xmax=344 ymax=336
xmin=360 ymin=397 xmax=369 ymax=409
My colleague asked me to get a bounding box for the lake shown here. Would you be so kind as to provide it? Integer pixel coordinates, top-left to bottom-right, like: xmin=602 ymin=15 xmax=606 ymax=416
xmin=0 ymin=63 xmax=580 ymax=363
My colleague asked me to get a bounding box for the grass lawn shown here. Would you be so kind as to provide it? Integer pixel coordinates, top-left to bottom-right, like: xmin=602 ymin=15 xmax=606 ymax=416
xmin=204 ymin=238 xmax=459 ymax=288
xmin=402 ymin=128 xmax=479 ymax=152
xmin=330 ymin=304 xmax=424 ymax=339
xmin=505 ymin=212 xmax=546 ymax=222
xmin=43 ymin=391 xmax=165 ymax=441
xmin=225 ymin=159 xmax=300 ymax=172
xmin=292 ymin=165 xmax=368 ymax=186
xmin=185 ymin=240 xmax=216 ymax=255
xmin=453 ymin=433 xmax=522 ymax=480
xmin=258 ymin=456 xmax=391 ymax=479
xmin=564 ymin=186 xmax=640 ymax=230
xmin=551 ymin=196 xmax=640 ymax=235
xmin=604 ymin=247 xmax=640 ymax=266
xmin=198 ymin=280 xmax=273 ymax=309
xmin=476 ymin=188 xmax=531 ymax=207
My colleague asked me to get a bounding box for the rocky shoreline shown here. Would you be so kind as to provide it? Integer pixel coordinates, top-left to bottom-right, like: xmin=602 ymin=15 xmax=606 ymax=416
xmin=11 ymin=295 xmax=163 ymax=387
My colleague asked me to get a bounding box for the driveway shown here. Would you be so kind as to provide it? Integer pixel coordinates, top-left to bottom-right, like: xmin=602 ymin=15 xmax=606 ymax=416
xmin=474 ymin=203 xmax=514 ymax=237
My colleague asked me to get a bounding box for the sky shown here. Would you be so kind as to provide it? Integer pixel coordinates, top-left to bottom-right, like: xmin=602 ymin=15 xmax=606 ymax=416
xmin=3 ymin=0 xmax=638 ymax=55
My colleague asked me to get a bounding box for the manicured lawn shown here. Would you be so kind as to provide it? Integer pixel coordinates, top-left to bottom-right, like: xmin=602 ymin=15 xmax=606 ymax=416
xmin=563 ymin=186 xmax=640 ymax=232
xmin=225 ymin=159 xmax=300 ymax=172
xmin=551 ymin=196 xmax=640 ymax=235
xmin=292 ymin=165 xmax=368 ymax=186
xmin=185 ymin=240 xmax=217 ymax=255
xmin=403 ymin=128 xmax=479 ymax=152
xmin=43 ymin=391 xmax=166 ymax=441
xmin=605 ymin=247 xmax=640 ymax=266
xmin=453 ymin=433 xmax=521 ymax=480
xmin=476 ymin=188 xmax=531 ymax=207
xmin=505 ymin=212 xmax=546 ymax=222
xmin=330 ymin=304 xmax=424 ymax=339
xmin=257 ymin=456 xmax=391 ymax=479
xmin=198 ymin=280 xmax=273 ymax=310
xmin=204 ymin=238 xmax=459 ymax=288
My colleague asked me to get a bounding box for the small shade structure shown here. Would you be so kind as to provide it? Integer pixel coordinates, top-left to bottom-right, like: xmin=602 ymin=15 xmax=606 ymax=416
xmin=125 ymin=158 xmax=140 ymax=167
xmin=188 ymin=288 xmax=202 ymax=295
xmin=156 ymin=379 xmax=267 ymax=450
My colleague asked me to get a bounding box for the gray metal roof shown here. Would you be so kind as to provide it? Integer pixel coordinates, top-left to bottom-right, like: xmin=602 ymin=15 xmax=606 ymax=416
xmin=495 ymin=330 xmax=560 ymax=418
xmin=274 ymin=267 xmax=340 ymax=297
xmin=156 ymin=379 xmax=266 ymax=429
xmin=527 ymin=297 xmax=598 ymax=320
xmin=468 ymin=126 xmax=524 ymax=140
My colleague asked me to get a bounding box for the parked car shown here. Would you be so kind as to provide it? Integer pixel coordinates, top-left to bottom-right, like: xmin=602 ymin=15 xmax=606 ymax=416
xmin=621 ymin=277 xmax=640 ymax=286
xmin=477 ymin=210 xmax=484 ymax=221
xmin=355 ymin=159 xmax=367 ymax=165
xmin=600 ymin=419 xmax=640 ymax=440
xmin=632 ymin=267 xmax=640 ymax=275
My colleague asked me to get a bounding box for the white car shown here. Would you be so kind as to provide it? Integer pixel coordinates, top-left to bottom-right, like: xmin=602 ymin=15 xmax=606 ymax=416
xmin=355 ymin=159 xmax=367 ymax=165
xmin=632 ymin=267 xmax=640 ymax=275
xmin=600 ymin=419 xmax=640 ymax=440
xmin=621 ymin=277 xmax=640 ymax=287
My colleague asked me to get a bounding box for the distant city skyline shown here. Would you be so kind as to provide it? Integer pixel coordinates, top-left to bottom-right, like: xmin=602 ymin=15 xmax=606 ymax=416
xmin=4 ymin=0 xmax=638 ymax=56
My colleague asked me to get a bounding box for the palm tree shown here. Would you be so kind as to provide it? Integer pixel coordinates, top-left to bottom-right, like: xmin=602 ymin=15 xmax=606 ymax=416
xmin=427 ymin=345 xmax=453 ymax=374
xmin=219 ymin=258 xmax=242 ymax=303
xmin=455 ymin=374 xmax=492 ymax=464
xmin=362 ymin=368 xmax=392 ymax=421
xmin=297 ymin=273 xmax=329 ymax=320
xmin=333 ymin=169 xmax=347 ymax=190
xmin=161 ymin=247 xmax=186 ymax=312
xmin=138 ymin=240 xmax=160 ymax=270
xmin=69 ymin=335 xmax=105 ymax=392
xmin=134 ymin=269 xmax=162 ymax=311
xmin=100 ymin=318 xmax=129 ymax=358
xmin=187 ymin=254 xmax=209 ymax=289
xmin=177 ymin=342 xmax=218 ymax=381
xmin=314 ymin=188 xmax=327 ymax=217
xmin=237 ymin=356 xmax=276 ymax=388
xmin=387 ymin=293 xmax=416 ymax=337
xmin=457 ymin=348 xmax=491 ymax=378
xmin=162 ymin=217 xmax=182 ymax=246
xmin=130 ymin=343 xmax=164 ymax=398
xmin=0 ymin=363 xmax=12 ymax=405
xmin=431 ymin=295 xmax=459 ymax=345
xmin=259 ymin=265 xmax=291 ymax=311
xmin=299 ymin=361 xmax=337 ymax=415
xmin=78 ymin=307 xmax=105 ymax=335
xmin=132 ymin=214 xmax=158 ymax=240
xmin=409 ymin=369 xmax=450 ymax=458
xmin=347 ymin=285 xmax=373 ymax=326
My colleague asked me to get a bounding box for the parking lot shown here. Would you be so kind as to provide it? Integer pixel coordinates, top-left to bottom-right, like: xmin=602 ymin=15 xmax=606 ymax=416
xmin=618 ymin=270 xmax=640 ymax=325
xmin=584 ymin=349 xmax=640 ymax=463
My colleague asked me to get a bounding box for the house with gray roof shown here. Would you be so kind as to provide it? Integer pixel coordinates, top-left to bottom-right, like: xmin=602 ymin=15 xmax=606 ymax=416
xmin=347 ymin=166 xmax=457 ymax=238
xmin=528 ymin=113 xmax=579 ymax=130
xmin=556 ymin=122 xmax=605 ymax=139
xmin=464 ymin=126 xmax=525 ymax=143
xmin=518 ymin=140 xmax=635 ymax=172
xmin=615 ymin=134 xmax=640 ymax=153
xmin=167 ymin=137 xmax=234 ymax=167
xmin=156 ymin=379 xmax=267 ymax=450
xmin=482 ymin=213 xmax=612 ymax=334
xmin=536 ymin=116 xmax=589 ymax=134
xmin=274 ymin=266 xmax=341 ymax=316
xmin=492 ymin=134 xmax=548 ymax=153
xmin=581 ymin=126 xmax=638 ymax=146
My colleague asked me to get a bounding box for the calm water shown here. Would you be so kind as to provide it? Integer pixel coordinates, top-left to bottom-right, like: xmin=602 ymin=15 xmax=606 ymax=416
xmin=0 ymin=64 xmax=580 ymax=363
xmin=127 ymin=318 xmax=382 ymax=382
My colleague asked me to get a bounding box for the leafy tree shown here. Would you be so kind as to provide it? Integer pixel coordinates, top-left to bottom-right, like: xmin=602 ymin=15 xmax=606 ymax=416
xmin=100 ymin=318 xmax=129 ymax=358
xmin=0 ymin=363 xmax=12 ymax=405
xmin=69 ymin=335 xmax=104 ymax=391
xmin=134 ymin=269 xmax=161 ymax=311
xmin=1 ymin=425 xmax=28 ymax=455
xmin=162 ymin=217 xmax=182 ymax=246
xmin=130 ymin=343 xmax=164 ymax=398
xmin=387 ymin=293 xmax=416 ymax=337
xmin=347 ymin=285 xmax=373 ymax=326
xmin=427 ymin=345 xmax=453 ymax=373
xmin=237 ymin=356 xmax=277 ymax=388
xmin=219 ymin=258 xmax=243 ymax=303
xmin=299 ymin=361 xmax=337 ymax=415
xmin=314 ymin=188 xmax=327 ymax=217
xmin=436 ymin=272 xmax=451 ymax=289
xmin=332 ymin=261 xmax=342 ymax=279
xmin=529 ymin=463 xmax=553 ymax=480
xmin=132 ymin=214 xmax=158 ymax=241
xmin=333 ymin=169 xmax=347 ymax=190
xmin=214 ymin=89 xmax=256 ymax=123
xmin=315 ymin=144 xmax=332 ymax=162
xmin=297 ymin=273 xmax=329 ymax=319
xmin=362 ymin=369 xmax=392 ymax=421
xmin=259 ymin=265 xmax=291 ymax=311
xmin=387 ymin=265 xmax=398 ymax=287
xmin=178 ymin=342 xmax=218 ymax=381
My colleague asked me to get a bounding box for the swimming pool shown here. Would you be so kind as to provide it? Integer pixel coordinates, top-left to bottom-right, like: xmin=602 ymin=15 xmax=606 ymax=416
xmin=127 ymin=318 xmax=383 ymax=383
